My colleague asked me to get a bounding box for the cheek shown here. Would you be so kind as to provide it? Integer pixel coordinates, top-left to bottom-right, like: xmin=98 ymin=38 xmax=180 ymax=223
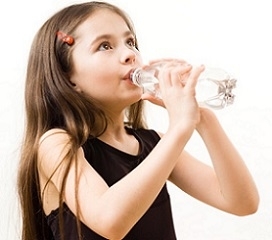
xmin=71 ymin=54 xmax=117 ymax=96
xmin=77 ymin=71 xmax=116 ymax=98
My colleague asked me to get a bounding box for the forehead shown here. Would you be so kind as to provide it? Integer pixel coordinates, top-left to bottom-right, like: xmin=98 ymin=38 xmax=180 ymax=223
xmin=74 ymin=9 xmax=131 ymax=38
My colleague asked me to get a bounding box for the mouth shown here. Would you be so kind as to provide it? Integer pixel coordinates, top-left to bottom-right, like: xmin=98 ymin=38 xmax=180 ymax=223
xmin=123 ymin=69 xmax=135 ymax=82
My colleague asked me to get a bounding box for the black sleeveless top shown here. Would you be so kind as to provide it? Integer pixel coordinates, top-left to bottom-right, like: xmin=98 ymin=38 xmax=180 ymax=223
xmin=46 ymin=128 xmax=177 ymax=239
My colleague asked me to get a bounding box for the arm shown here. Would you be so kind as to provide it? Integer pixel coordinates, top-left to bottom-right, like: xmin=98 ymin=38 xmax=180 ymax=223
xmin=38 ymin=64 xmax=204 ymax=239
xmin=38 ymin=126 xmax=191 ymax=239
xmin=169 ymin=107 xmax=259 ymax=216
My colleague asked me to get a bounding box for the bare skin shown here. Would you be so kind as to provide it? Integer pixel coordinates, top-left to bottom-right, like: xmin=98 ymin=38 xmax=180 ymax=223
xmin=38 ymin=9 xmax=259 ymax=240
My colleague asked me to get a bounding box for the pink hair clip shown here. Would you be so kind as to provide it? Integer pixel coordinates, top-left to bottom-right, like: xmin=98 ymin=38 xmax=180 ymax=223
xmin=56 ymin=31 xmax=74 ymax=45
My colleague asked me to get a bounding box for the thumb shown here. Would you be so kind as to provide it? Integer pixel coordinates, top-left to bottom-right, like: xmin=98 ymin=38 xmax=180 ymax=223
xmin=141 ymin=93 xmax=165 ymax=108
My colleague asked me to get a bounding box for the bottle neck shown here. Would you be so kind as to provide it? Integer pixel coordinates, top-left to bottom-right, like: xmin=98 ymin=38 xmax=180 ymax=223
xmin=130 ymin=67 xmax=159 ymax=86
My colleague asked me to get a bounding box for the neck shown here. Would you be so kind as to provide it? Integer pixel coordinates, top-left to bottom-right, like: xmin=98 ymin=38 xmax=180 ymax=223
xmin=98 ymin=122 xmax=139 ymax=156
xmin=100 ymin=121 xmax=126 ymax=141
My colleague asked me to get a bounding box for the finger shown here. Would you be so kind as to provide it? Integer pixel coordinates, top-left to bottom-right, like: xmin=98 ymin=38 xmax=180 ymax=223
xmin=148 ymin=58 xmax=187 ymax=67
xmin=141 ymin=93 xmax=165 ymax=107
xmin=186 ymin=65 xmax=205 ymax=89
xmin=164 ymin=64 xmax=193 ymax=86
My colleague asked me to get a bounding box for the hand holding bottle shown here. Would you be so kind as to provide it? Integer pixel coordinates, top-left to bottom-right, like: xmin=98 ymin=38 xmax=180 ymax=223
xmin=139 ymin=59 xmax=205 ymax=131
xmin=139 ymin=59 xmax=190 ymax=106
xmin=131 ymin=59 xmax=237 ymax=110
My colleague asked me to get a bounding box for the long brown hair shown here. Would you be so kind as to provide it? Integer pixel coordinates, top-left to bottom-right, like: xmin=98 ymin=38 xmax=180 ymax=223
xmin=17 ymin=2 xmax=146 ymax=239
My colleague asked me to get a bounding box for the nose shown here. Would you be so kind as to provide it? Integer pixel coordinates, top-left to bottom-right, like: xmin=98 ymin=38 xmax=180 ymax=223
xmin=120 ymin=47 xmax=136 ymax=65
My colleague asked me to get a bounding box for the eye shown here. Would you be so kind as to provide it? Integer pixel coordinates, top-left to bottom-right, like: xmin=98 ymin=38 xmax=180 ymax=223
xmin=98 ymin=42 xmax=112 ymax=51
xmin=127 ymin=37 xmax=136 ymax=48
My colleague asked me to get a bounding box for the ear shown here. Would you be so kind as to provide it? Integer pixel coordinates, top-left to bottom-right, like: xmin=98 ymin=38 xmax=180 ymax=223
xmin=70 ymin=81 xmax=82 ymax=92
xmin=70 ymin=75 xmax=83 ymax=92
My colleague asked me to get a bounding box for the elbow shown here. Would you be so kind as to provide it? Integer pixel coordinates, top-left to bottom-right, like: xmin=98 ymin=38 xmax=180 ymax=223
xmin=232 ymin=194 xmax=260 ymax=216
xmin=241 ymin=198 xmax=259 ymax=216
xmin=235 ymin=205 xmax=258 ymax=217
xmin=100 ymin=222 xmax=130 ymax=240
xmin=243 ymin=191 xmax=260 ymax=216
xmin=91 ymin=211 xmax=132 ymax=240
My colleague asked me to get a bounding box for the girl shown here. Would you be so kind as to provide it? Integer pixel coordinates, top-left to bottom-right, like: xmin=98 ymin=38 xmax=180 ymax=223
xmin=17 ymin=1 xmax=259 ymax=240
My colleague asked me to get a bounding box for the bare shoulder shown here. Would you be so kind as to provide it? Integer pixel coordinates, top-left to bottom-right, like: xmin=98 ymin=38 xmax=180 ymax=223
xmin=39 ymin=128 xmax=70 ymax=146
xmin=38 ymin=128 xmax=72 ymax=180
xmin=38 ymin=128 xmax=72 ymax=157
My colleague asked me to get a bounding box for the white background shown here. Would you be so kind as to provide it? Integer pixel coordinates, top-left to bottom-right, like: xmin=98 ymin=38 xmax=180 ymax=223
xmin=1 ymin=0 xmax=272 ymax=239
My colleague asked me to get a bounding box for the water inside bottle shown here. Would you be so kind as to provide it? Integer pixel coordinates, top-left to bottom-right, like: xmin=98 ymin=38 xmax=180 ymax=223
xmin=131 ymin=65 xmax=236 ymax=109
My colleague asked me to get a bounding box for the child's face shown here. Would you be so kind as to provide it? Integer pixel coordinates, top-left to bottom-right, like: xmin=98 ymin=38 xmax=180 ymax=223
xmin=70 ymin=9 xmax=143 ymax=110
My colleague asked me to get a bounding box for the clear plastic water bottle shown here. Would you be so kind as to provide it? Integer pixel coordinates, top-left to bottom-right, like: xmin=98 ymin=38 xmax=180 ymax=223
xmin=130 ymin=64 xmax=237 ymax=110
